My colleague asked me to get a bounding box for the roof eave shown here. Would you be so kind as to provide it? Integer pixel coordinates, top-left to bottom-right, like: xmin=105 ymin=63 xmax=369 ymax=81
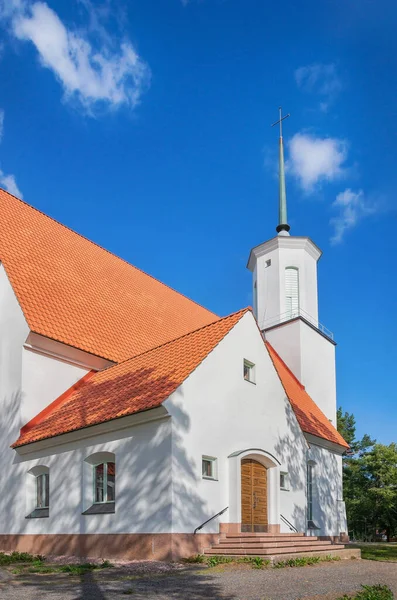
xmin=304 ymin=431 xmax=349 ymax=454
xmin=13 ymin=406 xmax=170 ymax=454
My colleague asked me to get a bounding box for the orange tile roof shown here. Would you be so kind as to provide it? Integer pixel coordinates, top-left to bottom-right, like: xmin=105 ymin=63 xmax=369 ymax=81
xmin=13 ymin=308 xmax=250 ymax=447
xmin=266 ymin=342 xmax=348 ymax=449
xmin=0 ymin=188 xmax=217 ymax=362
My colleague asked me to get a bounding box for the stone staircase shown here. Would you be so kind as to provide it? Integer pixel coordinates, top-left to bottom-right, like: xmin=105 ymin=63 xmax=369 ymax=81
xmin=204 ymin=532 xmax=359 ymax=561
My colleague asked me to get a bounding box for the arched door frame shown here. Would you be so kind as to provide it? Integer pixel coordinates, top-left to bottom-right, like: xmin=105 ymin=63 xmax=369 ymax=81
xmin=227 ymin=449 xmax=281 ymax=533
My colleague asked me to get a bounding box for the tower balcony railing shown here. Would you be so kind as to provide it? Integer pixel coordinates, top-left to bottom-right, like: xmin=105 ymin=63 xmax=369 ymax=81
xmin=262 ymin=308 xmax=334 ymax=340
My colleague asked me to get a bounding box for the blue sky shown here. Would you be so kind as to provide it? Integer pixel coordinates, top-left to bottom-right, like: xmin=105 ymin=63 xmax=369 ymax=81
xmin=0 ymin=0 xmax=395 ymax=444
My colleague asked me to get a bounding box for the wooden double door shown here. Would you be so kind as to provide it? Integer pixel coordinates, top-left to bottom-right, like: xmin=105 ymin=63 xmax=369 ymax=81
xmin=241 ymin=459 xmax=268 ymax=532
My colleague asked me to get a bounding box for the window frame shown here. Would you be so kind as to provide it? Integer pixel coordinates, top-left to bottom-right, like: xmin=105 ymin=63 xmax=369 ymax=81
xmin=202 ymin=456 xmax=218 ymax=481
xmin=307 ymin=462 xmax=314 ymax=521
xmin=243 ymin=359 xmax=256 ymax=384
xmin=93 ymin=461 xmax=116 ymax=504
xmin=280 ymin=471 xmax=289 ymax=491
xmin=36 ymin=472 xmax=49 ymax=509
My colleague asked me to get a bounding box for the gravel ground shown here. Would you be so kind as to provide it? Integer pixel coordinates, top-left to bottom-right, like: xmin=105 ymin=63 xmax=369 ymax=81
xmin=0 ymin=559 xmax=396 ymax=600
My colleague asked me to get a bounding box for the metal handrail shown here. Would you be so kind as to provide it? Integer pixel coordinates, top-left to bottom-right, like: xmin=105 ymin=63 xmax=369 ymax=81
xmin=194 ymin=507 xmax=228 ymax=535
xmin=280 ymin=514 xmax=298 ymax=533
xmin=263 ymin=309 xmax=334 ymax=340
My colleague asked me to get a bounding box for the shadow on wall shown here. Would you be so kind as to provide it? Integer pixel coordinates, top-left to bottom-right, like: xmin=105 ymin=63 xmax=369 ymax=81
xmin=0 ymin=390 xmax=22 ymax=535
xmin=4 ymin=367 xmax=213 ymax=561
xmin=274 ymin=398 xmax=342 ymax=536
xmin=274 ymin=400 xmax=307 ymax=532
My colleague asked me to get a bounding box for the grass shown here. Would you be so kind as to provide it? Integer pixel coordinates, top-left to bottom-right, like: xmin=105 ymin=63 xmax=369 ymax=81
xmin=184 ymin=553 xmax=339 ymax=569
xmin=184 ymin=554 xmax=271 ymax=569
xmin=351 ymin=544 xmax=397 ymax=563
xmin=0 ymin=552 xmax=114 ymax=576
xmin=0 ymin=551 xmax=44 ymax=565
xmin=337 ymin=585 xmax=393 ymax=599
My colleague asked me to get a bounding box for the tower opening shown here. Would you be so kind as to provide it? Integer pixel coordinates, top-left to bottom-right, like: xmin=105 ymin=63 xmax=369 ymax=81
xmin=285 ymin=267 xmax=299 ymax=319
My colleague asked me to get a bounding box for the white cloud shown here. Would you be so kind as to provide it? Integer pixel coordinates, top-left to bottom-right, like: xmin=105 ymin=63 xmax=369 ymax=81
xmin=330 ymin=188 xmax=376 ymax=244
xmin=0 ymin=109 xmax=23 ymax=198
xmin=0 ymin=171 xmax=23 ymax=198
xmin=287 ymin=132 xmax=348 ymax=192
xmin=295 ymin=63 xmax=342 ymax=112
xmin=1 ymin=0 xmax=150 ymax=113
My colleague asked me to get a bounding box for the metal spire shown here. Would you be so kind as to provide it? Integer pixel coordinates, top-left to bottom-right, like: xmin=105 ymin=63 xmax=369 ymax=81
xmin=271 ymin=107 xmax=290 ymax=234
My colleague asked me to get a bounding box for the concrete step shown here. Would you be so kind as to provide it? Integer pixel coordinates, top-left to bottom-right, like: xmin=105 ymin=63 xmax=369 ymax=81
xmin=218 ymin=536 xmax=320 ymax=544
xmin=223 ymin=532 xmax=304 ymax=538
xmin=214 ymin=541 xmax=332 ymax=550
xmin=205 ymin=544 xmax=345 ymax=556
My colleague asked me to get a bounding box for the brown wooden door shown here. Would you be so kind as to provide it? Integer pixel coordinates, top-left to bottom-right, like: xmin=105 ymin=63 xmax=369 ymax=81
xmin=241 ymin=459 xmax=268 ymax=532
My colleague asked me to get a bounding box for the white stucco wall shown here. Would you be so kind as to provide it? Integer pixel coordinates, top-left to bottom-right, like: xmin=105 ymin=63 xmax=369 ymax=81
xmin=21 ymin=349 xmax=89 ymax=424
xmin=307 ymin=444 xmax=346 ymax=536
xmin=266 ymin=319 xmax=337 ymax=424
xmin=0 ymin=265 xmax=30 ymax=535
xmin=5 ymin=417 xmax=172 ymax=535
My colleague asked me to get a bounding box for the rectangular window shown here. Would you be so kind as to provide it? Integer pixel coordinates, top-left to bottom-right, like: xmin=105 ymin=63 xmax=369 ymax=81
xmin=307 ymin=463 xmax=314 ymax=521
xmin=280 ymin=472 xmax=289 ymax=490
xmin=202 ymin=456 xmax=217 ymax=480
xmin=94 ymin=462 xmax=116 ymax=503
xmin=36 ymin=473 xmax=49 ymax=509
xmin=243 ymin=359 xmax=255 ymax=383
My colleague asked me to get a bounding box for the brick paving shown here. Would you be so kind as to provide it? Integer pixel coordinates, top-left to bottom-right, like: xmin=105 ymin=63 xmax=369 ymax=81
xmin=0 ymin=559 xmax=396 ymax=600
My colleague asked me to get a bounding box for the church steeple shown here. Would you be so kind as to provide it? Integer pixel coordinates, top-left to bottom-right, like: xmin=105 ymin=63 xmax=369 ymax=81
xmin=247 ymin=111 xmax=337 ymax=425
xmin=272 ymin=107 xmax=290 ymax=235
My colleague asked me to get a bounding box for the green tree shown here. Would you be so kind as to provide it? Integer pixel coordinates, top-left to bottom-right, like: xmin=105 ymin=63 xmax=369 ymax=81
xmin=337 ymin=408 xmax=397 ymax=541
xmin=363 ymin=443 xmax=397 ymax=541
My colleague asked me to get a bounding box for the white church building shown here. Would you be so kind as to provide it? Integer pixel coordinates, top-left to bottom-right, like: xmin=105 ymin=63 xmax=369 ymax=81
xmin=0 ymin=125 xmax=351 ymax=560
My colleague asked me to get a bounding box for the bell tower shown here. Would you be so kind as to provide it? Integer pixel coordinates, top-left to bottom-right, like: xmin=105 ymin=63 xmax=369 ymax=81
xmin=247 ymin=109 xmax=337 ymax=425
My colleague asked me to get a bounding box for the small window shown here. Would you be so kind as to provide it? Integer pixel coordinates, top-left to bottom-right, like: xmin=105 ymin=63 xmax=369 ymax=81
xmin=280 ymin=472 xmax=289 ymax=491
xmin=94 ymin=462 xmax=115 ymax=504
xmin=265 ymin=259 xmax=271 ymax=267
xmin=243 ymin=359 xmax=255 ymax=383
xmin=202 ymin=456 xmax=217 ymax=480
xmin=36 ymin=473 xmax=49 ymax=508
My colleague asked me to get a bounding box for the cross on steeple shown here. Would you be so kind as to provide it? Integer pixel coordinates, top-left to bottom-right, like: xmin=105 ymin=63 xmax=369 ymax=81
xmin=271 ymin=107 xmax=291 ymax=235
xmin=271 ymin=106 xmax=290 ymax=138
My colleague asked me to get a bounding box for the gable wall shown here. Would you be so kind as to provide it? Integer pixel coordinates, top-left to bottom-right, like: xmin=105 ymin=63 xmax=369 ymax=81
xmin=165 ymin=312 xmax=310 ymax=534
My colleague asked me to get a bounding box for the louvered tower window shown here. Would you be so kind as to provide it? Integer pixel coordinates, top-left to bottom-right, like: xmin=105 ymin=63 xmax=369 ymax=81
xmin=285 ymin=267 xmax=299 ymax=319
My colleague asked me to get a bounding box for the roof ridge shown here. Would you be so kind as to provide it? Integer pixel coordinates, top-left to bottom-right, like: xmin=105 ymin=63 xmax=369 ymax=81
xmin=109 ymin=306 xmax=252 ymax=369
xmin=265 ymin=341 xmax=305 ymax=389
xmin=0 ymin=187 xmax=218 ymax=320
